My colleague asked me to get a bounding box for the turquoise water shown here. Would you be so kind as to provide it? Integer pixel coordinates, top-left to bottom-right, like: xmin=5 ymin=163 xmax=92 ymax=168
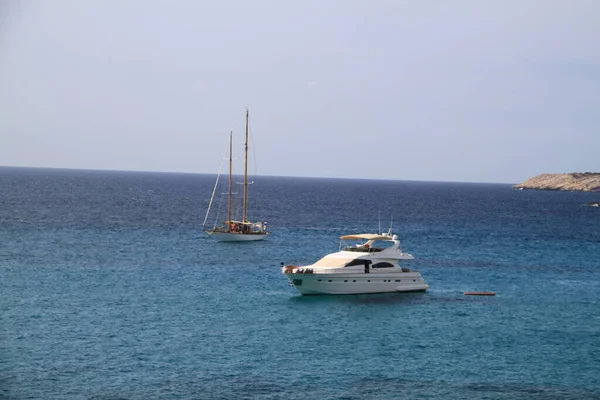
xmin=1 ymin=167 xmax=599 ymax=399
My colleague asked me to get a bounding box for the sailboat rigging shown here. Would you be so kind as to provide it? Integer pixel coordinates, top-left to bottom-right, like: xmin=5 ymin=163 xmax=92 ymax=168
xmin=203 ymin=109 xmax=269 ymax=242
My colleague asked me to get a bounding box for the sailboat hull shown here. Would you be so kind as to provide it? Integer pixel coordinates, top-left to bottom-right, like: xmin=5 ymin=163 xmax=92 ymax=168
xmin=205 ymin=231 xmax=268 ymax=242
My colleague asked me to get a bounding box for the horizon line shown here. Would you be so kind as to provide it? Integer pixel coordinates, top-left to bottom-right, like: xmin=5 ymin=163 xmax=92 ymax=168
xmin=0 ymin=164 xmax=519 ymax=185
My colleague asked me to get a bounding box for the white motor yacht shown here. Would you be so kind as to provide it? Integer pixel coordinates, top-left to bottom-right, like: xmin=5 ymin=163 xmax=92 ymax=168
xmin=281 ymin=231 xmax=429 ymax=295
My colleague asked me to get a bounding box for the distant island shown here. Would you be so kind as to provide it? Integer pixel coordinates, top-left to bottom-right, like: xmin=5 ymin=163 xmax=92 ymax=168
xmin=513 ymin=173 xmax=600 ymax=192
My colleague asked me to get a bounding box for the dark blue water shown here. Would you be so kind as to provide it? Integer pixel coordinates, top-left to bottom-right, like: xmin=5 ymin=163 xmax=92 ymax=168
xmin=1 ymin=167 xmax=599 ymax=399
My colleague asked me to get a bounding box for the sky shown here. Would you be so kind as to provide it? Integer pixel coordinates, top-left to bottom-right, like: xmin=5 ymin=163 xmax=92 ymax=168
xmin=0 ymin=1 xmax=598 ymax=183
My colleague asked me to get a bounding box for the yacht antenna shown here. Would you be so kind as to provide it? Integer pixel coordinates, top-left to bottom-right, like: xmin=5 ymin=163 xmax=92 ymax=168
xmin=378 ymin=209 xmax=381 ymax=234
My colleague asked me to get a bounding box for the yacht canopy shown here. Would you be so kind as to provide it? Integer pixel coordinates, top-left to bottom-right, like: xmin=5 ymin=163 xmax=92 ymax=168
xmin=340 ymin=234 xmax=392 ymax=241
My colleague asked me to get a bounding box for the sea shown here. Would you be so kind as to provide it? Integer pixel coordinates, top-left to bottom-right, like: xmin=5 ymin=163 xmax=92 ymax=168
xmin=1 ymin=166 xmax=599 ymax=400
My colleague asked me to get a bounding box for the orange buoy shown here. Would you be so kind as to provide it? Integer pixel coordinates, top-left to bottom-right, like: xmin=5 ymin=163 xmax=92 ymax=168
xmin=464 ymin=291 xmax=495 ymax=296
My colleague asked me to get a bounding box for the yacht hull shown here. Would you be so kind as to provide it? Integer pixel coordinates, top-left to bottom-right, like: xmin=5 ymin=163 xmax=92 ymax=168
xmin=283 ymin=272 xmax=429 ymax=295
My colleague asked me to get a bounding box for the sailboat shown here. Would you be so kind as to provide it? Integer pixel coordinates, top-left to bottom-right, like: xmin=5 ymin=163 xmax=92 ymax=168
xmin=203 ymin=109 xmax=269 ymax=242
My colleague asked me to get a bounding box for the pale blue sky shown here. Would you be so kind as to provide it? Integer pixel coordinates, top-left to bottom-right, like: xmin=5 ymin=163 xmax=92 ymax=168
xmin=1 ymin=1 xmax=598 ymax=183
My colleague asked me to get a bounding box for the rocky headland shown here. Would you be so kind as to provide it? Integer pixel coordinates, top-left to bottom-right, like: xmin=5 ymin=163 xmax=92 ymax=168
xmin=513 ymin=173 xmax=600 ymax=192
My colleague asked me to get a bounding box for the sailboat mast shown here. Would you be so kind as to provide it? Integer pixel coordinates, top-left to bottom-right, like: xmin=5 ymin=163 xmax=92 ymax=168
xmin=227 ymin=130 xmax=233 ymax=231
xmin=242 ymin=109 xmax=249 ymax=223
